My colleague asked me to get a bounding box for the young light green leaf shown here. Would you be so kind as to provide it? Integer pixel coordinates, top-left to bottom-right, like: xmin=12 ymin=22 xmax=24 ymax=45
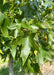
xmin=14 ymin=29 xmax=18 ymax=38
xmin=8 ymin=23 xmax=21 ymax=30
xmin=3 ymin=0 xmax=6 ymax=4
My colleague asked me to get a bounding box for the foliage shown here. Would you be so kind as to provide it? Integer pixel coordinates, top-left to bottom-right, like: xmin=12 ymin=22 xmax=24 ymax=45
xmin=0 ymin=0 xmax=54 ymax=74
xmin=0 ymin=63 xmax=25 ymax=75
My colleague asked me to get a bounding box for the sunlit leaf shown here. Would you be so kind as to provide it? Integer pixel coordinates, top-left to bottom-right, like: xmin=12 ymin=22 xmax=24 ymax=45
xmin=21 ymin=37 xmax=31 ymax=65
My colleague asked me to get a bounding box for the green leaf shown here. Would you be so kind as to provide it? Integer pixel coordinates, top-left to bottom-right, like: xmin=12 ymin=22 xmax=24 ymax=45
xmin=14 ymin=29 xmax=18 ymax=38
xmin=0 ymin=49 xmax=4 ymax=54
xmin=3 ymin=0 xmax=6 ymax=4
xmin=42 ymin=50 xmax=52 ymax=62
xmin=34 ymin=0 xmax=38 ymax=7
xmin=12 ymin=37 xmax=24 ymax=46
xmin=10 ymin=45 xmax=16 ymax=59
xmin=0 ymin=13 xmax=5 ymax=26
xmin=21 ymin=18 xmax=31 ymax=30
xmin=49 ymin=34 xmax=54 ymax=42
xmin=29 ymin=35 xmax=39 ymax=50
xmin=27 ymin=59 xmax=34 ymax=72
xmin=8 ymin=23 xmax=21 ymax=30
xmin=36 ymin=48 xmax=52 ymax=66
xmin=21 ymin=37 xmax=31 ymax=65
xmin=31 ymin=25 xmax=39 ymax=33
xmin=37 ymin=51 xmax=43 ymax=66
xmin=1 ymin=17 xmax=10 ymax=37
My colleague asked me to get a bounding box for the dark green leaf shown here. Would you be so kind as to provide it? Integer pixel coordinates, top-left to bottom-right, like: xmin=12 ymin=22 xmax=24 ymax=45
xmin=0 ymin=13 xmax=5 ymax=26
xmin=1 ymin=17 xmax=10 ymax=37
